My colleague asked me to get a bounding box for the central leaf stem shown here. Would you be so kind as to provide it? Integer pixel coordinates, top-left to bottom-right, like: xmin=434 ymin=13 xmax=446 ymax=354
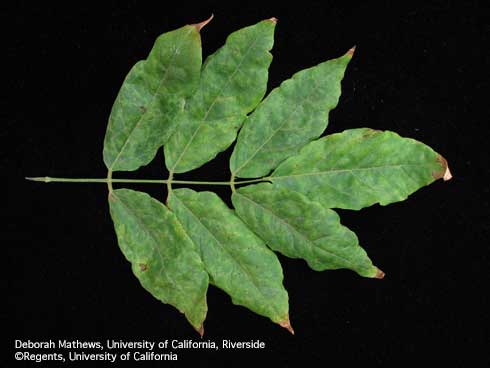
xmin=26 ymin=176 xmax=270 ymax=186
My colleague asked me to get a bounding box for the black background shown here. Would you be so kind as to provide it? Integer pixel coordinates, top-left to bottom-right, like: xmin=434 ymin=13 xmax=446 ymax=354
xmin=5 ymin=1 xmax=488 ymax=366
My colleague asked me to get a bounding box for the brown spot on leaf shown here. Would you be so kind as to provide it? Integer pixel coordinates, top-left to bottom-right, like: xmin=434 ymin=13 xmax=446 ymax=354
xmin=268 ymin=17 xmax=278 ymax=24
xmin=278 ymin=317 xmax=294 ymax=335
xmin=139 ymin=106 xmax=147 ymax=113
xmin=362 ymin=128 xmax=380 ymax=138
xmin=108 ymin=192 xmax=117 ymax=202
xmin=139 ymin=263 xmax=148 ymax=272
xmin=434 ymin=155 xmax=452 ymax=181
xmin=374 ymin=267 xmax=385 ymax=279
xmin=192 ymin=14 xmax=214 ymax=32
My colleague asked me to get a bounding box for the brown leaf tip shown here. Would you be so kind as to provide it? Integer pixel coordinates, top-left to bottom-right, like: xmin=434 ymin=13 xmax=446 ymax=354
xmin=346 ymin=45 xmax=356 ymax=57
xmin=192 ymin=14 xmax=214 ymax=32
xmin=434 ymin=155 xmax=453 ymax=181
xmin=278 ymin=318 xmax=295 ymax=335
xmin=196 ymin=325 xmax=204 ymax=337
xmin=443 ymin=166 xmax=452 ymax=181
xmin=268 ymin=17 xmax=278 ymax=24
xmin=374 ymin=267 xmax=385 ymax=279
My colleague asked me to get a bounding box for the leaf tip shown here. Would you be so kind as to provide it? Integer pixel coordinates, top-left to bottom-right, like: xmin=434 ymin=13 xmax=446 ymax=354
xmin=268 ymin=17 xmax=278 ymax=24
xmin=374 ymin=267 xmax=385 ymax=279
xmin=346 ymin=45 xmax=356 ymax=57
xmin=443 ymin=167 xmax=452 ymax=181
xmin=278 ymin=317 xmax=294 ymax=335
xmin=192 ymin=14 xmax=214 ymax=32
xmin=434 ymin=155 xmax=452 ymax=181
xmin=25 ymin=176 xmax=49 ymax=182
xmin=196 ymin=324 xmax=205 ymax=337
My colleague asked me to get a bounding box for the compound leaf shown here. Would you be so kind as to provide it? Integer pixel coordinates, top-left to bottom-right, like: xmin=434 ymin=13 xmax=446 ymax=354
xmin=104 ymin=20 xmax=206 ymax=172
xmin=271 ymin=128 xmax=451 ymax=210
xmin=233 ymin=183 xmax=383 ymax=278
xmin=230 ymin=48 xmax=354 ymax=178
xmin=109 ymin=189 xmax=209 ymax=333
xmin=29 ymin=17 xmax=453 ymax=335
xmin=165 ymin=19 xmax=276 ymax=174
xmin=168 ymin=188 xmax=292 ymax=332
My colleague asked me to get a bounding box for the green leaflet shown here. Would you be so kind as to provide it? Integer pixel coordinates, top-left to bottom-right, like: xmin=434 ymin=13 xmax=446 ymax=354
xmin=233 ymin=183 xmax=383 ymax=278
xmin=167 ymin=188 xmax=291 ymax=332
xmin=230 ymin=48 xmax=354 ymax=178
xmin=271 ymin=128 xmax=450 ymax=210
xmin=103 ymin=21 xmax=205 ymax=172
xmin=165 ymin=19 xmax=276 ymax=174
xmin=108 ymin=189 xmax=208 ymax=333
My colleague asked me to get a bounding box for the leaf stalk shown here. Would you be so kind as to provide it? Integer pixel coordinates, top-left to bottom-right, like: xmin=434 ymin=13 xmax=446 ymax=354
xmin=25 ymin=176 xmax=269 ymax=186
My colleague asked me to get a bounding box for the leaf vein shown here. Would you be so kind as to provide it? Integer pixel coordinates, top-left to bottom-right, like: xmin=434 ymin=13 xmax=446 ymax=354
xmin=273 ymin=163 xmax=436 ymax=180
xmin=233 ymin=76 xmax=324 ymax=175
xmin=171 ymin=194 xmax=267 ymax=299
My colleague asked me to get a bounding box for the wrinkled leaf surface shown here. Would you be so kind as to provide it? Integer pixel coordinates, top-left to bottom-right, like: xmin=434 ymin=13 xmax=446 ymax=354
xmin=272 ymin=128 xmax=449 ymax=210
xmin=168 ymin=188 xmax=291 ymax=329
xmin=104 ymin=24 xmax=203 ymax=171
xmin=233 ymin=183 xmax=382 ymax=278
xmin=230 ymin=49 xmax=353 ymax=178
xmin=109 ymin=189 xmax=208 ymax=332
xmin=165 ymin=19 xmax=276 ymax=173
